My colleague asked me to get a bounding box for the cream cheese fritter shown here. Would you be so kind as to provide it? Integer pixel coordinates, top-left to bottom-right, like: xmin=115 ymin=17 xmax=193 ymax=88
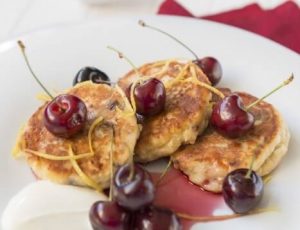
xmin=172 ymin=91 xmax=290 ymax=193
xmin=118 ymin=59 xmax=212 ymax=162
xmin=14 ymin=81 xmax=140 ymax=190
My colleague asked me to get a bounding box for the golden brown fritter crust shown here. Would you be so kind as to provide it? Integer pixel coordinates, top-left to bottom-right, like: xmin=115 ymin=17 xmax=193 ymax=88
xmin=172 ymin=91 xmax=290 ymax=193
xmin=18 ymin=82 xmax=140 ymax=189
xmin=118 ymin=60 xmax=212 ymax=162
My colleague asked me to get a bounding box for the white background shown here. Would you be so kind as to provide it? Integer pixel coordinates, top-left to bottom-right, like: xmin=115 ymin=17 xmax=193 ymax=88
xmin=0 ymin=0 xmax=299 ymax=43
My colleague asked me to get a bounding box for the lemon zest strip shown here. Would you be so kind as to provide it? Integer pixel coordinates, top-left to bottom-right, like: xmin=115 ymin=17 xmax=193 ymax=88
xmin=88 ymin=116 xmax=104 ymax=156
xmin=148 ymin=59 xmax=186 ymax=69
xmin=163 ymin=62 xmax=225 ymax=98
xmin=189 ymin=65 xmax=225 ymax=98
xmin=68 ymin=145 xmax=102 ymax=191
xmin=153 ymin=60 xmax=172 ymax=77
xmin=148 ymin=60 xmax=170 ymax=69
xmin=164 ymin=62 xmax=190 ymax=88
xmin=129 ymin=79 xmax=140 ymax=114
xmin=24 ymin=149 xmax=92 ymax=161
xmin=177 ymin=62 xmax=192 ymax=80
xmin=36 ymin=93 xmax=52 ymax=102
xmin=114 ymin=85 xmax=135 ymax=117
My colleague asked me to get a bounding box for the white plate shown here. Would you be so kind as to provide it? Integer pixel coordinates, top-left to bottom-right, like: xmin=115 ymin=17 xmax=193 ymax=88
xmin=0 ymin=16 xmax=300 ymax=230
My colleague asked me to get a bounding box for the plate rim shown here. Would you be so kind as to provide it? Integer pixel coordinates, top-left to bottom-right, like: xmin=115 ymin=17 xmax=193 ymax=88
xmin=0 ymin=15 xmax=299 ymax=58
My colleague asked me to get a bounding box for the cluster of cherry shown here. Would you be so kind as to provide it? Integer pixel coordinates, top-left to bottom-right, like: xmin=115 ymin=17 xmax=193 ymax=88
xmin=17 ymin=20 xmax=292 ymax=230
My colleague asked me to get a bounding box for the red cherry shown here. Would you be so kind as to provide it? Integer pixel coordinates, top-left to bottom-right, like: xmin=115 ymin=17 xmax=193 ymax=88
xmin=222 ymin=169 xmax=264 ymax=214
xmin=43 ymin=94 xmax=87 ymax=138
xmin=108 ymin=46 xmax=166 ymax=117
xmin=195 ymin=57 xmax=222 ymax=86
xmin=210 ymin=94 xmax=254 ymax=138
xmin=89 ymin=201 xmax=130 ymax=230
xmin=127 ymin=78 xmax=166 ymax=117
xmin=113 ymin=163 xmax=155 ymax=211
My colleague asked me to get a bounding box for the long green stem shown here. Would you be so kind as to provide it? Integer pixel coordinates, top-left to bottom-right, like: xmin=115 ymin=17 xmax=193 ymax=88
xmin=246 ymin=74 xmax=294 ymax=110
xmin=106 ymin=46 xmax=138 ymax=181
xmin=107 ymin=45 xmax=140 ymax=181
xmin=17 ymin=41 xmax=54 ymax=99
xmin=109 ymin=126 xmax=115 ymax=201
xmin=139 ymin=20 xmax=199 ymax=60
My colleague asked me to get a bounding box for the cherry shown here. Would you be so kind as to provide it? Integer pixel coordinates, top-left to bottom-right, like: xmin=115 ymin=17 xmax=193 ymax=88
xmin=211 ymin=75 xmax=294 ymax=138
xmin=107 ymin=46 xmax=166 ymax=117
xmin=132 ymin=206 xmax=181 ymax=230
xmin=139 ymin=20 xmax=222 ymax=85
xmin=194 ymin=57 xmax=222 ymax=86
xmin=210 ymin=94 xmax=254 ymax=138
xmin=43 ymin=94 xmax=87 ymax=138
xmin=89 ymin=201 xmax=130 ymax=230
xmin=113 ymin=163 xmax=155 ymax=211
xmin=133 ymin=78 xmax=166 ymax=116
xmin=222 ymin=168 xmax=264 ymax=214
xmin=73 ymin=66 xmax=110 ymax=86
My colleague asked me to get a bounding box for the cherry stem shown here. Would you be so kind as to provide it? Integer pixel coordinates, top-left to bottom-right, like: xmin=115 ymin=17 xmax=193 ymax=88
xmin=17 ymin=41 xmax=54 ymax=99
xmin=156 ymin=159 xmax=172 ymax=186
xmin=138 ymin=20 xmax=199 ymax=60
xmin=107 ymin=46 xmax=141 ymax=78
xmin=245 ymin=154 xmax=256 ymax=179
xmin=246 ymin=74 xmax=294 ymax=110
xmin=107 ymin=45 xmax=141 ymax=181
xmin=109 ymin=126 xmax=115 ymax=202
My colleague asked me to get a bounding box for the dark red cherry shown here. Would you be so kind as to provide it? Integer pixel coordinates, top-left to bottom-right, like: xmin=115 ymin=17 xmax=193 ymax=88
xmin=133 ymin=78 xmax=166 ymax=116
xmin=195 ymin=57 xmax=222 ymax=86
xmin=210 ymin=94 xmax=254 ymax=138
xmin=73 ymin=66 xmax=110 ymax=86
xmin=43 ymin=94 xmax=87 ymax=138
xmin=132 ymin=206 xmax=182 ymax=230
xmin=89 ymin=201 xmax=129 ymax=230
xmin=222 ymin=168 xmax=264 ymax=214
xmin=113 ymin=163 xmax=155 ymax=211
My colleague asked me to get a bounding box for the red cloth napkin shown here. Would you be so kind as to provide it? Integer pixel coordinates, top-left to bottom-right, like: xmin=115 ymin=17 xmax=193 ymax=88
xmin=158 ymin=0 xmax=300 ymax=54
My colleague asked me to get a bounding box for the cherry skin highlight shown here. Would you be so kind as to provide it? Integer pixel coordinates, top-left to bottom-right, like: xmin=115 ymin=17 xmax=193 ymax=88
xmin=43 ymin=94 xmax=87 ymax=138
xmin=222 ymin=168 xmax=264 ymax=214
xmin=210 ymin=94 xmax=255 ymax=138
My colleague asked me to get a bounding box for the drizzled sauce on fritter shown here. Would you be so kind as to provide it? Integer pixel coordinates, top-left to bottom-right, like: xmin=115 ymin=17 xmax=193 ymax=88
xmin=152 ymin=167 xmax=224 ymax=230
